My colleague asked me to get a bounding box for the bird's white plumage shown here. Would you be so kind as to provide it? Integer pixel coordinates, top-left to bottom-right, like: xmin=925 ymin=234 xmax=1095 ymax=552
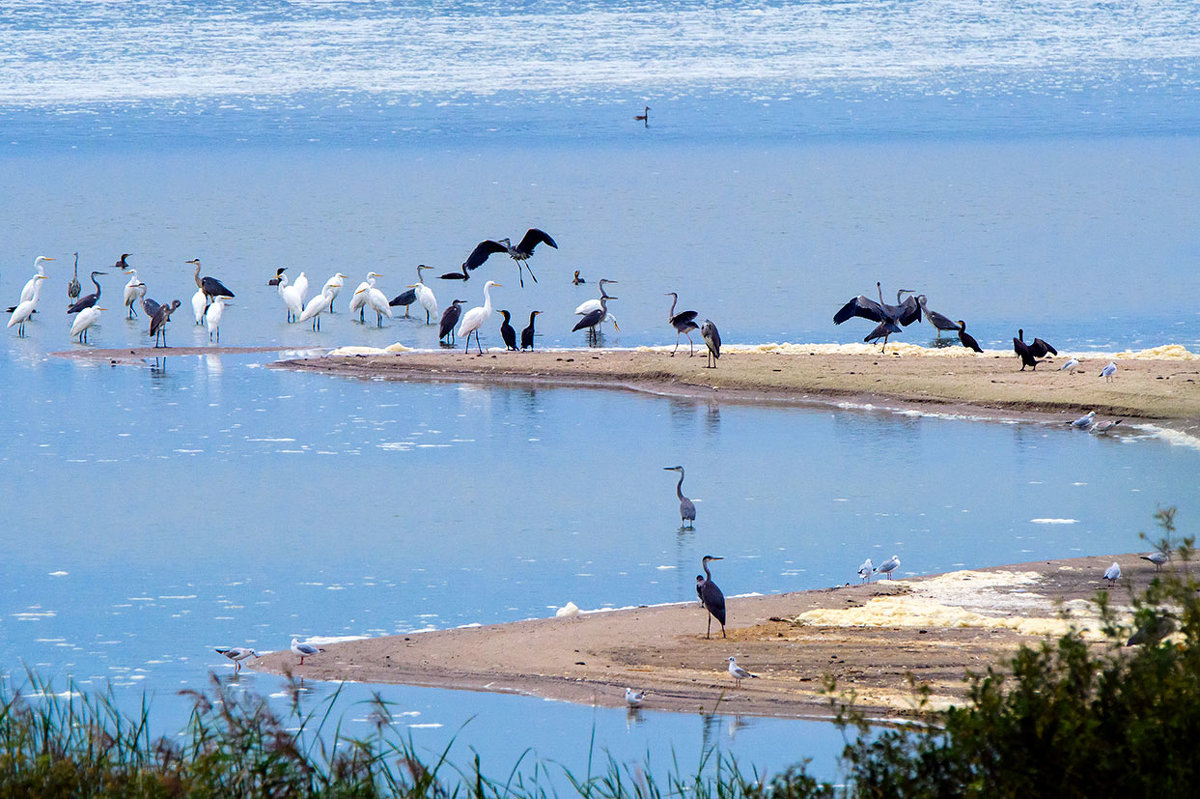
xmin=293 ymin=271 xmax=309 ymax=303
xmin=290 ymin=637 xmax=325 ymax=664
xmin=1059 ymin=358 xmax=1079 ymax=372
xmin=191 ymin=288 xmax=207 ymax=324
xmin=299 ymin=289 xmax=333 ymax=326
xmin=727 ymin=656 xmax=757 ymax=684
xmin=1068 ymin=410 xmax=1096 ymax=429
xmin=19 ymin=256 xmax=53 ymax=304
xmin=123 ymin=269 xmax=144 ymax=311
xmin=414 ymin=282 xmax=438 ymax=322
xmin=624 ymin=688 xmax=646 ymax=707
xmin=206 ymin=296 xmax=228 ymax=340
xmin=349 ymin=272 xmax=381 ymax=318
xmin=9 ymin=275 xmax=47 ymax=331
xmin=857 ymin=558 xmax=873 ymax=583
xmin=1103 ymin=562 xmax=1121 ymax=582
xmin=458 ymin=280 xmax=500 ymax=342
xmin=874 ymin=555 xmax=900 ymax=579
xmin=70 ymin=306 xmax=103 ymax=341
xmin=277 ymin=274 xmax=304 ymax=321
xmin=1100 ymin=361 xmax=1117 ymax=381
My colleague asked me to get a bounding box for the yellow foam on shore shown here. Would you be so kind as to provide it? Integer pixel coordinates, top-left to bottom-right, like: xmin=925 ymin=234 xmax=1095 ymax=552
xmin=328 ymin=344 xmax=413 ymax=356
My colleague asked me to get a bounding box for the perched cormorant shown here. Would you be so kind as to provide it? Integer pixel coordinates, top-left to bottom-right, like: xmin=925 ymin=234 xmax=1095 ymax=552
xmin=957 ymin=320 xmax=983 ymax=352
xmin=498 ymin=310 xmax=517 ymax=351
xmin=520 ymin=310 xmax=541 ymax=351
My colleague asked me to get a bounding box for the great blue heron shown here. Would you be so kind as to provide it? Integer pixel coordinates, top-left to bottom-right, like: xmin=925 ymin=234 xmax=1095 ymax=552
xmin=574 ymin=294 xmax=616 ymax=344
xmin=7 ymin=275 xmax=47 ymax=336
xmin=665 ymin=292 xmax=699 ymax=356
xmin=1100 ymin=361 xmax=1117 ymax=382
xmin=67 ymin=271 xmax=106 ymax=315
xmin=499 ymin=310 xmax=518 ymax=351
xmin=663 ymin=465 xmax=696 ymax=527
xmin=635 ymin=106 xmax=650 ymax=127
xmin=1140 ymin=551 xmax=1168 ymax=572
xmin=299 ymin=288 xmax=333 ymax=331
xmin=458 ymin=280 xmax=500 ymax=354
xmin=150 ymin=299 xmax=181 ymax=347
xmin=701 ymin=320 xmax=721 ymax=368
xmin=141 ymin=295 xmax=161 ymax=321
xmin=916 ymin=295 xmax=960 ymax=338
xmin=574 ymin=279 xmax=617 ymax=316
xmin=833 ymin=282 xmax=921 ymax=352
xmin=521 ymin=310 xmax=541 ymax=350
xmin=122 ymin=269 xmax=145 ymax=319
xmin=290 ymin=637 xmax=325 ymax=665
xmin=214 ymin=646 xmax=261 ymax=674
xmin=727 ymin=656 xmax=757 ymax=687
xmin=206 ymin=296 xmax=229 ymax=341
xmin=874 ymin=555 xmax=900 ymax=580
xmin=1103 ymin=562 xmax=1121 ymax=583
xmin=857 ymin=558 xmax=873 ymax=583
xmin=187 ymin=259 xmax=235 ymax=306
xmin=1067 ymin=411 xmax=1096 ymax=430
xmin=956 ymin=321 xmax=982 ymax=353
xmin=697 ymin=555 xmax=726 ymax=639
xmin=461 ymin=229 xmax=558 ymax=287
xmin=439 ymin=299 xmax=466 ymax=344
xmin=67 ymin=253 xmax=81 ymax=301
xmin=70 ymin=305 xmax=104 ymax=344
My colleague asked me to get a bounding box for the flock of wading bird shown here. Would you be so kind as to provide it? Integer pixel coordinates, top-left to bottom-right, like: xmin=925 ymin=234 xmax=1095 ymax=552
xmin=4 ymin=232 xmax=724 ymax=363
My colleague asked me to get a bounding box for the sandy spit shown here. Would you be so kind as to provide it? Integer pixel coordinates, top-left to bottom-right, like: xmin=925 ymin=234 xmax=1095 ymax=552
xmin=254 ymin=554 xmax=1174 ymax=720
xmin=273 ymin=345 xmax=1200 ymax=436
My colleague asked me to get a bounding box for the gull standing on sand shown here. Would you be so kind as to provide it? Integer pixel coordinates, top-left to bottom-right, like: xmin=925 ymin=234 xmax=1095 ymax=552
xmin=697 ymin=555 xmax=726 ymax=639
xmin=291 ymin=637 xmax=325 ymax=665
xmin=624 ymin=688 xmax=646 ymax=707
xmin=1100 ymin=361 xmax=1117 ymax=382
xmin=1103 ymin=562 xmax=1121 ymax=583
xmin=663 ymin=466 xmax=696 ymax=528
xmin=1067 ymin=411 xmax=1096 ymax=430
xmin=857 ymin=558 xmax=874 ymax=583
xmin=875 ymin=555 xmax=900 ymax=580
xmin=1141 ymin=551 xmax=1169 ymax=572
xmin=1059 ymin=358 xmax=1079 ymax=372
xmin=215 ymin=646 xmax=261 ymax=673
xmin=727 ymin=656 xmax=757 ymax=687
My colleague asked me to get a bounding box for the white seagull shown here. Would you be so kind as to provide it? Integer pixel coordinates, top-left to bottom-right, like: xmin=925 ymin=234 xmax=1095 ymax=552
xmin=1067 ymin=411 xmax=1096 ymax=430
xmin=727 ymin=656 xmax=758 ymax=687
xmin=1103 ymin=562 xmax=1121 ymax=583
xmin=1058 ymin=358 xmax=1079 ymax=372
xmin=857 ymin=558 xmax=874 ymax=583
xmin=874 ymin=555 xmax=900 ymax=580
xmin=1100 ymin=361 xmax=1117 ymax=382
xmin=215 ymin=646 xmax=261 ymax=673
xmin=624 ymin=687 xmax=646 ymax=707
xmin=291 ymin=637 xmax=325 ymax=665
xmin=1091 ymin=418 xmax=1123 ymax=435
xmin=1140 ymin=551 xmax=1169 ymax=572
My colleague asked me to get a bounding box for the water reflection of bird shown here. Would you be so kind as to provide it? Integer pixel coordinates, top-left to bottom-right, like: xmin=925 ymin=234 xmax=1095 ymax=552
xmin=624 ymin=688 xmax=646 ymax=707
xmin=439 ymin=299 xmax=466 ymax=345
xmin=833 ymin=282 xmax=921 ymax=352
xmin=151 ymin=299 xmax=181 ymax=347
xmin=666 ymin=291 xmax=699 ymax=356
xmin=1100 ymin=361 xmax=1117 ymax=382
xmin=727 ymin=656 xmax=756 ymax=687
xmin=874 ymin=555 xmax=900 ymax=580
xmin=8 ymin=275 xmax=47 ymax=336
xmin=697 ymin=555 xmax=726 ymax=639
xmin=701 ymin=319 xmax=721 ymax=368
xmin=70 ymin=305 xmax=104 ymax=344
xmin=67 ymin=252 xmax=81 ymax=302
xmin=458 ymin=280 xmax=500 ymax=354
xmin=67 ymin=271 xmax=105 ymax=315
xmin=215 ymin=646 xmax=260 ymax=673
xmin=956 ymin=320 xmax=982 ymax=353
xmin=663 ymin=465 xmax=696 ymax=528
xmin=1103 ymin=562 xmax=1121 ymax=583
xmin=857 ymin=558 xmax=874 ymax=583
xmin=291 ymin=637 xmax=325 ymax=665
xmin=499 ymin=310 xmax=518 ymax=351
xmin=520 ymin=310 xmax=541 ymax=351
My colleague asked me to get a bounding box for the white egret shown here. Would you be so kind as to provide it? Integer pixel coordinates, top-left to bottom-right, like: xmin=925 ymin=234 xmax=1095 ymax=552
xmin=363 ymin=279 xmax=392 ymax=327
xmin=299 ymin=287 xmax=334 ymax=331
xmin=273 ymin=270 xmax=304 ymax=322
xmin=70 ymin=305 xmax=105 ymax=344
xmin=348 ymin=271 xmax=381 ymax=323
xmin=574 ymin=278 xmax=617 ymax=316
xmin=320 ymin=271 xmax=349 ymax=313
xmin=206 ymin=296 xmax=229 ymax=342
xmin=874 ymin=555 xmax=901 ymax=580
xmin=8 ymin=274 xmax=48 ymax=336
xmin=413 ymin=265 xmax=438 ymax=323
xmin=214 ymin=646 xmax=260 ymax=673
xmin=122 ymin=269 xmax=146 ymax=318
xmin=19 ymin=256 xmax=54 ymax=305
xmin=293 ymin=271 xmax=309 ymax=304
xmin=457 ymin=280 xmax=500 ymax=353
xmin=727 ymin=657 xmax=757 ymax=687
xmin=150 ymin=299 xmax=181 ymax=347
xmin=291 ymin=637 xmax=325 ymax=665
xmin=191 ymin=287 xmax=207 ymax=324
xmin=574 ymin=295 xmax=617 ymax=344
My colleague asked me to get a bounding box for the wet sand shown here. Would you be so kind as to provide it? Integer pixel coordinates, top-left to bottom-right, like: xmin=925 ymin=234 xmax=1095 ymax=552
xmin=254 ymin=554 xmax=1175 ymax=720
xmin=276 ymin=344 xmax=1200 ymax=436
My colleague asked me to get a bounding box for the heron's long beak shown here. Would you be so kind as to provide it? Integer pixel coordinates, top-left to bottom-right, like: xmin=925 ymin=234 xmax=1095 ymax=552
xmin=613 ymin=320 xmax=621 ymax=332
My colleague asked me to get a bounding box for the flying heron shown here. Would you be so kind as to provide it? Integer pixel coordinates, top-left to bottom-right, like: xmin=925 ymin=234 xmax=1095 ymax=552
xmin=665 ymin=291 xmax=699 ymax=356
xmin=701 ymin=319 xmax=721 ymax=368
xmin=439 ymin=299 xmax=466 ymax=345
xmin=290 ymin=637 xmax=325 ymax=666
xmin=499 ymin=310 xmax=518 ymax=351
xmin=458 ymin=280 xmax=500 ymax=354
xmin=520 ymin=310 xmax=541 ymax=351
xmin=697 ymin=555 xmax=726 ymax=639
xmin=833 ymin=282 xmax=921 ymax=352
xmin=663 ymin=465 xmax=696 ymax=528
xmin=67 ymin=271 xmax=106 ymax=315
xmin=461 ymin=229 xmax=558 ymax=287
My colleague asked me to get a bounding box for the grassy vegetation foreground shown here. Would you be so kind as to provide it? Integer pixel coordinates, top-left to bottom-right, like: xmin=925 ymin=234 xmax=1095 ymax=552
xmin=1 ymin=508 xmax=1195 ymax=797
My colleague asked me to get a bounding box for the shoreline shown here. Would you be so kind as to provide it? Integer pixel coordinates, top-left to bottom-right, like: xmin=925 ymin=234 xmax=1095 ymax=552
xmin=252 ymin=553 xmax=1173 ymax=720
xmin=271 ymin=345 xmax=1200 ymax=439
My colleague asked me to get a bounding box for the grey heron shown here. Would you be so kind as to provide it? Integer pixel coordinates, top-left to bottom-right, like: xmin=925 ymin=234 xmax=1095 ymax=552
xmin=701 ymin=319 xmax=721 ymax=368
xmin=499 ymin=310 xmax=518 ymax=351
xmin=956 ymin=321 xmax=982 ymax=353
xmin=141 ymin=295 xmax=161 ymax=321
xmin=916 ymin=295 xmax=960 ymax=338
xmin=290 ymin=637 xmax=325 ymax=665
xmin=187 ymin=259 xmax=235 ymax=306
xmin=458 ymin=280 xmax=500 ymax=354
xmin=574 ymin=294 xmax=616 ymax=344
xmin=727 ymin=656 xmax=756 ymax=687
xmin=663 ymin=465 xmax=696 ymax=528
xmin=67 ymin=253 xmax=81 ymax=301
xmin=833 ymin=282 xmax=921 ymax=352
xmin=697 ymin=555 xmax=726 ymax=639
xmin=462 ymin=228 xmax=558 ymax=287
xmin=574 ymin=279 xmax=617 ymax=316
xmin=666 ymin=292 xmax=699 ymax=356
xmin=520 ymin=310 xmax=541 ymax=350
xmin=150 ymin=299 xmax=181 ymax=347
xmin=67 ymin=271 xmax=106 ymax=315
xmin=874 ymin=555 xmax=900 ymax=580
xmin=439 ymin=299 xmax=466 ymax=344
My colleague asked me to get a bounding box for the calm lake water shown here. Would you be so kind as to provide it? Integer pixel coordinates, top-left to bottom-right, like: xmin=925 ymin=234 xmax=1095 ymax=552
xmin=3 ymin=0 xmax=1199 ymax=785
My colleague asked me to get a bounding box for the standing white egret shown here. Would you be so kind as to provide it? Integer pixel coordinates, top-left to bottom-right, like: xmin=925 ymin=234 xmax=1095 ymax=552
xmin=206 ymin=296 xmax=228 ymax=342
xmin=291 ymin=637 xmax=325 ymax=666
xmin=191 ymin=286 xmax=207 ymax=325
xmin=70 ymin=305 xmax=105 ymax=344
xmin=364 ymin=279 xmax=392 ymax=327
xmin=293 ymin=271 xmax=309 ymax=304
xmin=8 ymin=274 xmax=48 ymax=336
xmin=727 ymin=656 xmax=757 ymax=687
xmin=457 ymin=280 xmax=500 ymax=354
xmin=348 ymin=271 xmax=382 ymax=323
xmin=18 ymin=256 xmax=54 ymax=306
xmin=122 ymin=269 xmax=146 ymax=319
xmin=413 ymin=265 xmax=438 ymax=324
xmin=663 ymin=466 xmax=696 ymax=528
xmin=574 ymin=278 xmax=618 ymax=316
xmin=272 ymin=269 xmax=304 ymax=322
xmin=299 ymin=287 xmax=334 ymax=331
xmin=320 ymin=271 xmax=349 ymax=313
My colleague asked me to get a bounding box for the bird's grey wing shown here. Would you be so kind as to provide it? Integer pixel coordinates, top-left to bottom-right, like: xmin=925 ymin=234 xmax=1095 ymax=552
xmin=463 ymin=240 xmax=508 ymax=270
xmin=833 ymin=295 xmax=884 ymax=324
xmin=863 ymin=318 xmax=900 ymax=343
xmin=672 ymin=310 xmax=699 ymax=326
xmin=926 ymin=308 xmax=955 ymax=329
xmin=702 ymin=581 xmax=726 ymax=624
xmin=389 ymin=289 xmax=417 ymax=307
xmin=702 ymin=322 xmax=721 ymax=351
xmin=519 ymin=228 xmax=557 ymax=252
xmin=897 ymin=295 xmax=922 ymax=326
xmin=142 ymin=297 xmax=161 ymax=318
xmin=573 ymin=309 xmax=604 ymax=331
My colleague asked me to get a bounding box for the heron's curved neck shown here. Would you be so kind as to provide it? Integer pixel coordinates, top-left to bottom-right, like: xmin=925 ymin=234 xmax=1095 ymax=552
xmin=702 ymin=559 xmax=712 ymax=580
xmin=668 ymin=293 xmax=678 ymax=320
xmin=91 ymin=272 xmax=102 ymax=293
xmin=675 ymin=470 xmax=686 ymax=499
xmin=73 ymin=254 xmax=79 ymax=276
xmin=193 ymin=263 xmax=203 ymax=288
xmin=482 ymin=284 xmax=494 ymax=314
xmin=277 ymin=274 xmax=289 ymax=291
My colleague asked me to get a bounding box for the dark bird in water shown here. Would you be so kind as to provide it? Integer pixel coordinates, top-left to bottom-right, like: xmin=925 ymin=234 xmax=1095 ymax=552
xmin=113 ymin=253 xmax=132 ymax=271
xmin=1013 ymin=328 xmax=1054 ymax=370
xmin=701 ymin=319 xmax=721 ymax=368
xmin=439 ymin=262 xmax=471 ymax=281
xmin=635 ymin=106 xmax=650 ymax=127
xmin=665 ymin=291 xmax=699 ymax=356
xmin=916 ymin=295 xmax=961 ymax=339
xmin=833 ymin=282 xmax=922 ymax=352
xmin=67 ymin=252 xmax=81 ymax=301
xmin=67 ymin=271 xmax=106 ymax=315
xmin=573 ymin=294 xmax=614 ymax=345
xmin=520 ymin=310 xmax=541 ymax=350
xmin=460 ymin=229 xmax=558 ymax=287
xmin=663 ymin=465 xmax=696 ymax=528
xmin=438 ymin=299 xmax=466 ymax=345
xmin=696 ymin=555 xmax=726 ymax=639
xmin=187 ymin=259 xmax=235 ymax=306
xmin=498 ymin=310 xmax=518 ymax=351
xmin=957 ymin=320 xmax=983 ymax=353
xmin=150 ymin=299 xmax=181 ymax=348
xmin=573 ymin=270 xmax=585 ymax=285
